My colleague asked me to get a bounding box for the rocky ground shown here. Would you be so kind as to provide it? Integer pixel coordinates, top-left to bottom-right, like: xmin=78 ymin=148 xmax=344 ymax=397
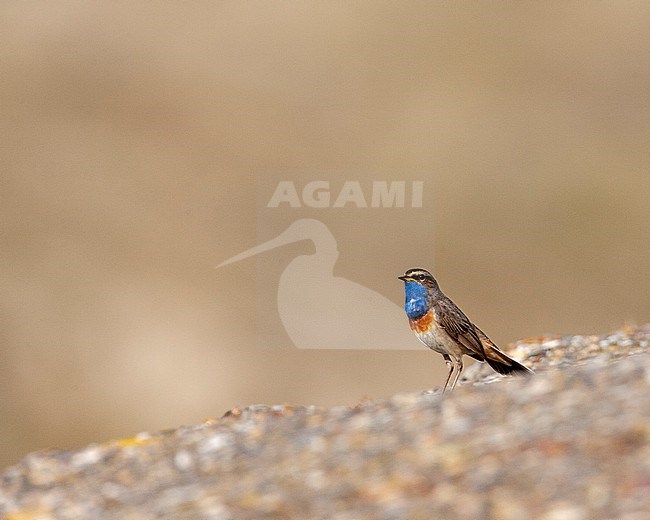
xmin=1 ymin=325 xmax=648 ymax=520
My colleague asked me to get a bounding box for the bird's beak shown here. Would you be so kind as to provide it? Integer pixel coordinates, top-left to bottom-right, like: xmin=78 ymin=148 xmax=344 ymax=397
xmin=398 ymin=275 xmax=411 ymax=282
xmin=216 ymin=227 xmax=299 ymax=268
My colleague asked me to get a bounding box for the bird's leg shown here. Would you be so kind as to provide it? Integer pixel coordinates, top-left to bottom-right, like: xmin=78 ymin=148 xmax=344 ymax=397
xmin=447 ymin=357 xmax=463 ymax=392
xmin=441 ymin=354 xmax=454 ymax=393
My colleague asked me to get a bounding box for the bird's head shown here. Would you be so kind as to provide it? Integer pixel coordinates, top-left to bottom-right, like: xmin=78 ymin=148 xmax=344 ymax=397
xmin=398 ymin=268 xmax=439 ymax=290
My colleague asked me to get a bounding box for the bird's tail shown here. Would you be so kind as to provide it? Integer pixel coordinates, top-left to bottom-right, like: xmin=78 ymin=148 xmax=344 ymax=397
xmin=476 ymin=327 xmax=533 ymax=376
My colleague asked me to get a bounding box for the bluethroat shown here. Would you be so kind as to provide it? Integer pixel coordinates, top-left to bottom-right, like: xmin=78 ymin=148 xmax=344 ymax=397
xmin=399 ymin=268 xmax=532 ymax=393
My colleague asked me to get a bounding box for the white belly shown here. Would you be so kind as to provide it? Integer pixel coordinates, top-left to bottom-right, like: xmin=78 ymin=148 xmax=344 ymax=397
xmin=415 ymin=321 xmax=463 ymax=358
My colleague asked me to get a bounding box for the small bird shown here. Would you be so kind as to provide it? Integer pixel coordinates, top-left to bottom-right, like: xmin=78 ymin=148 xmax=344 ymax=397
xmin=399 ymin=268 xmax=532 ymax=393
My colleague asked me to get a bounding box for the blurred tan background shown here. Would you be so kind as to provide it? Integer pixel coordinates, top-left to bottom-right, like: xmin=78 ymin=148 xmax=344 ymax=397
xmin=1 ymin=1 xmax=648 ymax=469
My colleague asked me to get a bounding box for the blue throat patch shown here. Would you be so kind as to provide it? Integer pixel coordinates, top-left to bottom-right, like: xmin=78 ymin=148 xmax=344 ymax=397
xmin=404 ymin=281 xmax=429 ymax=320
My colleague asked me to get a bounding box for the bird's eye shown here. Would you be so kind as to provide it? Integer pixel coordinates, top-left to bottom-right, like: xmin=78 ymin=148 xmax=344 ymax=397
xmin=418 ymin=274 xmax=425 ymax=281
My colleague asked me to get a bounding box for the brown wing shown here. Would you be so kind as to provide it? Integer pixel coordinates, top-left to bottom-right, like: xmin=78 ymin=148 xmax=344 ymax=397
xmin=432 ymin=297 xmax=486 ymax=361
xmin=475 ymin=326 xmax=499 ymax=349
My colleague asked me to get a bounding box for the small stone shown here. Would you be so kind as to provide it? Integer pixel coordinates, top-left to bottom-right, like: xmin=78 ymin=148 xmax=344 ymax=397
xmin=542 ymin=503 xmax=587 ymax=520
xmin=173 ymin=450 xmax=193 ymax=471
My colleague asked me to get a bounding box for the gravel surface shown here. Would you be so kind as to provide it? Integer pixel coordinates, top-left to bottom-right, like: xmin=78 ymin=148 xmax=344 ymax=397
xmin=1 ymin=325 xmax=648 ymax=520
